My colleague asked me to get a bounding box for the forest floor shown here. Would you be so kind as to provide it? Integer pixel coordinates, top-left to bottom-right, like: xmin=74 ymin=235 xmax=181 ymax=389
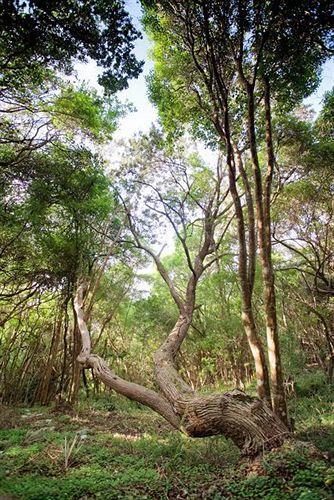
xmin=0 ymin=372 xmax=333 ymax=499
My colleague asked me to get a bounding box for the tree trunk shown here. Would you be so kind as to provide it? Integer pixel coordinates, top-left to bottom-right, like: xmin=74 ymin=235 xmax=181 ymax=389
xmin=241 ymin=309 xmax=271 ymax=404
xmin=176 ymin=391 xmax=288 ymax=455
xmin=37 ymin=306 xmax=62 ymax=405
xmin=214 ymin=107 xmax=271 ymax=404
xmin=74 ymin=285 xmax=289 ymax=456
xmin=58 ymin=297 xmax=70 ymax=398
xmin=67 ymin=301 xmax=82 ymax=404
xmin=262 ymin=79 xmax=288 ymax=423
xmin=68 ymin=332 xmax=81 ymax=404
xmin=245 ymin=83 xmax=287 ymax=424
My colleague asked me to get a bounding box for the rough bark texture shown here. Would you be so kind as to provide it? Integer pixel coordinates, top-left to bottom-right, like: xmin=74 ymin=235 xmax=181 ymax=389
xmin=178 ymin=392 xmax=288 ymax=454
xmin=74 ymin=284 xmax=289 ymax=455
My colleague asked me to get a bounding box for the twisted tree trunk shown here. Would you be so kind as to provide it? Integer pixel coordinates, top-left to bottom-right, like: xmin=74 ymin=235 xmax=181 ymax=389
xmin=74 ymin=285 xmax=289 ymax=455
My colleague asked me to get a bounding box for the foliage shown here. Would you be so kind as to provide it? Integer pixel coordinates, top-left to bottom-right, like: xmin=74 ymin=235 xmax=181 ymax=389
xmin=143 ymin=0 xmax=333 ymax=142
xmin=51 ymin=85 xmax=125 ymax=142
xmin=0 ymin=0 xmax=138 ymax=405
xmin=0 ymin=0 xmax=143 ymax=94
xmin=1 ymin=144 xmax=114 ymax=288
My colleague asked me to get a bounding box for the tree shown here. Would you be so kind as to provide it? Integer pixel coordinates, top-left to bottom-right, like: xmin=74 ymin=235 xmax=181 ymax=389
xmin=0 ymin=141 xmax=117 ymax=404
xmin=141 ymin=0 xmax=333 ymax=424
xmin=0 ymin=0 xmax=142 ymax=405
xmin=73 ymin=132 xmax=289 ymax=455
xmin=0 ymin=51 xmax=124 ymax=405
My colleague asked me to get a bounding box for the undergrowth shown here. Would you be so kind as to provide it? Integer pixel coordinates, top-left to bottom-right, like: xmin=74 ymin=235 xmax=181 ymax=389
xmin=0 ymin=371 xmax=333 ymax=499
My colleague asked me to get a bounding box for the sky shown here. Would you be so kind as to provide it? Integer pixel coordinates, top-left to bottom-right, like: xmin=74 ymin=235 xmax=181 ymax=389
xmin=113 ymin=0 xmax=157 ymax=140
xmin=76 ymin=1 xmax=156 ymax=140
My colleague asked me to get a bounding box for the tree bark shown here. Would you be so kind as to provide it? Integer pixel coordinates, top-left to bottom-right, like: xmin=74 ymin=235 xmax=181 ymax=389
xmin=213 ymin=106 xmax=271 ymax=404
xmin=244 ymin=82 xmax=287 ymax=424
xmin=74 ymin=280 xmax=289 ymax=456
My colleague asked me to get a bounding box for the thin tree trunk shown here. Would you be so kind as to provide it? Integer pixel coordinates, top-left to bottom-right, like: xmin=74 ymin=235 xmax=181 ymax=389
xmin=68 ymin=300 xmax=82 ymax=403
xmin=68 ymin=329 xmax=81 ymax=404
xmin=37 ymin=306 xmax=62 ymax=405
xmin=183 ymin=4 xmax=271 ymax=402
xmin=263 ymin=79 xmax=288 ymax=423
xmin=58 ymin=296 xmax=70 ymax=398
xmin=214 ymin=105 xmax=271 ymax=403
xmin=234 ymin=148 xmax=256 ymax=295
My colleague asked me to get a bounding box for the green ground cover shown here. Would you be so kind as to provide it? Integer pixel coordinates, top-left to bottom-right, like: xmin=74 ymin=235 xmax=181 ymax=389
xmin=0 ymin=373 xmax=333 ymax=499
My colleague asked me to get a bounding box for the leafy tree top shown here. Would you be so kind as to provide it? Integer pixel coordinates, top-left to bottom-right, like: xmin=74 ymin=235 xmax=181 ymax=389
xmin=0 ymin=0 xmax=143 ymax=93
xmin=142 ymin=0 xmax=333 ymax=142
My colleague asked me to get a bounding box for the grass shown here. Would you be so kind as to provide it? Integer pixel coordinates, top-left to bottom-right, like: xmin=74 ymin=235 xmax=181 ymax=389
xmin=0 ymin=372 xmax=333 ymax=499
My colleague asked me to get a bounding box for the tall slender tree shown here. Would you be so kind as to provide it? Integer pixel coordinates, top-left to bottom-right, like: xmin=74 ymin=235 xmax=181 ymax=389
xmin=142 ymin=0 xmax=333 ymax=424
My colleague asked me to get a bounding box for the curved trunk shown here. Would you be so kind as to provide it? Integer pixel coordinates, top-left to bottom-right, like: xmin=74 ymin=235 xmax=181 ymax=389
xmin=154 ymin=313 xmax=195 ymax=401
xmin=74 ymin=285 xmax=289 ymax=455
xmin=81 ymin=353 xmax=181 ymax=430
xmin=153 ymin=307 xmax=288 ymax=454
xmin=177 ymin=392 xmax=288 ymax=455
